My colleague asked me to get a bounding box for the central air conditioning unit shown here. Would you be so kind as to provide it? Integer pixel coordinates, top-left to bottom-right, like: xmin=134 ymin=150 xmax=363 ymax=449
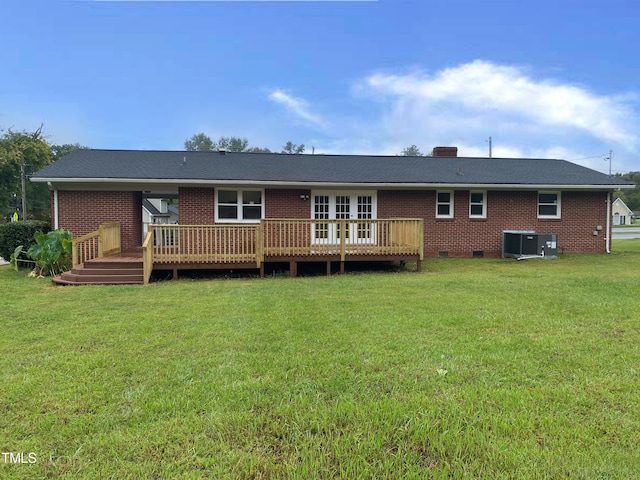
xmin=502 ymin=231 xmax=558 ymax=260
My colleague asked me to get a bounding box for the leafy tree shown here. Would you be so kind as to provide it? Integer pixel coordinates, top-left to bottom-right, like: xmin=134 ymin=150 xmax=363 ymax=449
xmin=282 ymin=141 xmax=305 ymax=154
xmin=184 ymin=133 xmax=253 ymax=152
xmin=217 ymin=136 xmax=249 ymax=152
xmin=401 ymin=145 xmax=424 ymax=156
xmin=0 ymin=126 xmax=52 ymax=220
xmin=246 ymin=147 xmax=272 ymax=153
xmin=615 ymin=171 xmax=640 ymax=211
xmin=50 ymin=143 xmax=88 ymax=162
xmin=184 ymin=133 xmax=215 ymax=151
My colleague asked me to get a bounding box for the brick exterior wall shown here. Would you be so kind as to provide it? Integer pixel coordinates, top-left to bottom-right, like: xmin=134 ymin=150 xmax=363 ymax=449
xmin=55 ymin=191 xmax=142 ymax=252
xmin=178 ymin=187 xmax=215 ymax=224
xmin=60 ymin=187 xmax=609 ymax=259
xmin=265 ymin=189 xmax=311 ymax=218
xmin=379 ymin=189 xmax=609 ymax=257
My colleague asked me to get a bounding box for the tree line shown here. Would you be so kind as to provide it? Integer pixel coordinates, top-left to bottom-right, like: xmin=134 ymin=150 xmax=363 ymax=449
xmin=615 ymin=172 xmax=640 ymax=212
xmin=3 ymin=125 xmax=637 ymax=223
xmin=0 ymin=126 xmax=87 ymax=222
xmin=184 ymin=133 xmax=305 ymax=154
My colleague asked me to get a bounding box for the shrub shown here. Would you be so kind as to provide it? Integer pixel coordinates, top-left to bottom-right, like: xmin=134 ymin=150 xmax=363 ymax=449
xmin=27 ymin=229 xmax=73 ymax=277
xmin=0 ymin=220 xmax=50 ymax=261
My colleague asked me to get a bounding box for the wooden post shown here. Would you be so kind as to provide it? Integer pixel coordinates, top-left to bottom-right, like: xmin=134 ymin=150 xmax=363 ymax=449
xmin=98 ymin=224 xmax=104 ymax=257
xmin=256 ymin=221 xmax=264 ymax=269
xmin=339 ymin=220 xmax=346 ymax=262
xmin=72 ymin=241 xmax=79 ymax=268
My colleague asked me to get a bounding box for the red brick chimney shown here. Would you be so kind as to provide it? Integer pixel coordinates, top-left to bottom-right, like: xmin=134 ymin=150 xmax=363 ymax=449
xmin=431 ymin=146 xmax=458 ymax=157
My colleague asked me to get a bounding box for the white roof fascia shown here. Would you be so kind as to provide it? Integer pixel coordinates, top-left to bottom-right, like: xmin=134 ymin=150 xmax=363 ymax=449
xmin=33 ymin=177 xmax=624 ymax=191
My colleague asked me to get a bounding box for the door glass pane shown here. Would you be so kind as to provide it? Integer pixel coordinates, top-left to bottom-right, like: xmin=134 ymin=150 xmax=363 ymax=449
xmin=335 ymin=196 xmax=350 ymax=219
xmin=314 ymin=195 xmax=329 ymax=239
xmin=357 ymin=195 xmax=373 ymax=239
xmin=335 ymin=196 xmax=350 ymax=239
xmin=314 ymin=196 xmax=329 ymax=219
xmin=357 ymin=196 xmax=372 ymax=219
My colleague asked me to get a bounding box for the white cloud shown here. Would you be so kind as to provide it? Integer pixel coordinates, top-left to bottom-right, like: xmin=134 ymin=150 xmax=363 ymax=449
xmin=355 ymin=60 xmax=639 ymax=172
xmin=365 ymin=60 xmax=638 ymax=146
xmin=268 ymin=89 xmax=328 ymax=129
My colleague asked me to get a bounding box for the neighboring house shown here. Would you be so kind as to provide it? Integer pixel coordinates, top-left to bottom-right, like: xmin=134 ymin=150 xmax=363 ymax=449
xmin=31 ymin=146 xmax=632 ymax=266
xmin=167 ymin=204 xmax=179 ymax=224
xmin=611 ymin=197 xmax=634 ymax=225
xmin=142 ymin=198 xmax=176 ymax=240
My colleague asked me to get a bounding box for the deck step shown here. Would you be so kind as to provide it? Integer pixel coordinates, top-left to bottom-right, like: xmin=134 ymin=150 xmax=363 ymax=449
xmin=70 ymin=267 xmax=143 ymax=275
xmin=83 ymin=261 xmax=143 ymax=269
xmin=53 ymin=275 xmax=143 ymax=285
xmin=53 ymin=263 xmax=144 ymax=285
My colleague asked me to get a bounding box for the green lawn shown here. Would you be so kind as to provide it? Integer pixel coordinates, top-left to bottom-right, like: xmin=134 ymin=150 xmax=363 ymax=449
xmin=613 ymin=237 xmax=640 ymax=252
xmin=1 ymin=248 xmax=639 ymax=478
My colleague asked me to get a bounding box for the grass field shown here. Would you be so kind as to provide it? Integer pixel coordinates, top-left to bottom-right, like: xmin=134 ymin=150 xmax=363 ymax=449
xmin=1 ymin=243 xmax=639 ymax=478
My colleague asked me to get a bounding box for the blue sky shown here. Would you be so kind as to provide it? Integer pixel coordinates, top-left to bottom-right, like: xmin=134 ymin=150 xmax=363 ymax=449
xmin=1 ymin=0 xmax=639 ymax=174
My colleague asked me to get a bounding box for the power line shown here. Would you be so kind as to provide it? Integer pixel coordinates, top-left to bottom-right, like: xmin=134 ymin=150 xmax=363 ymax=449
xmin=568 ymin=153 xmax=609 ymax=161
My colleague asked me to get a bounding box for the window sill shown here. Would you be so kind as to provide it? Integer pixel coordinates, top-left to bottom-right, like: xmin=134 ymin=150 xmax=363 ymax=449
xmin=215 ymin=219 xmax=262 ymax=224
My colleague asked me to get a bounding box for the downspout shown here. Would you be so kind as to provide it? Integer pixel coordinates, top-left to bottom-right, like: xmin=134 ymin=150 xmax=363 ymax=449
xmin=605 ymin=192 xmax=611 ymax=254
xmin=49 ymin=182 xmax=59 ymax=230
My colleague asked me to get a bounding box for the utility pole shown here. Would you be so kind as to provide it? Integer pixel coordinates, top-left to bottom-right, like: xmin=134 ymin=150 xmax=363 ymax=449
xmin=20 ymin=153 xmax=27 ymax=220
xmin=487 ymin=136 xmax=492 ymax=158
xmin=605 ymin=150 xmax=613 ymax=176
xmin=18 ymin=123 xmax=44 ymax=220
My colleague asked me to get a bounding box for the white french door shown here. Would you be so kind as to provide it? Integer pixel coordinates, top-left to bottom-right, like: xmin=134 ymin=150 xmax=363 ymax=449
xmin=312 ymin=191 xmax=376 ymax=245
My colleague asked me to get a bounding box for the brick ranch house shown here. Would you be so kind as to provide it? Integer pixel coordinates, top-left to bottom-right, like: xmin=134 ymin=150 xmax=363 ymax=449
xmin=30 ymin=146 xmax=631 ymax=283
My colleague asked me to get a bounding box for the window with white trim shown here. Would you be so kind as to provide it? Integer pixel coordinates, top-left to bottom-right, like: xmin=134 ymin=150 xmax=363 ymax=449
xmin=538 ymin=192 xmax=561 ymax=218
xmin=216 ymin=189 xmax=263 ymax=222
xmin=469 ymin=191 xmax=486 ymax=218
xmin=436 ymin=191 xmax=454 ymax=218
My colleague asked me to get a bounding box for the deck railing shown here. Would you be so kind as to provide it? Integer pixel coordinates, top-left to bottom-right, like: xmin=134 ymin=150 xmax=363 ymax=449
xmin=72 ymin=222 xmax=121 ymax=267
xmin=142 ymin=229 xmax=154 ymax=285
xmin=150 ymin=224 xmax=261 ymax=265
xmin=261 ymin=218 xmax=424 ymax=260
xmin=89 ymin=219 xmax=422 ymax=284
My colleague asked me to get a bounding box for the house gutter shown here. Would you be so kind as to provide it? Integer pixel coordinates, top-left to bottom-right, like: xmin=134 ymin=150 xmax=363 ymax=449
xmin=29 ymin=177 xmax=628 ymax=191
xmin=49 ymin=182 xmax=59 ymax=230
xmin=606 ymin=192 xmax=611 ymax=254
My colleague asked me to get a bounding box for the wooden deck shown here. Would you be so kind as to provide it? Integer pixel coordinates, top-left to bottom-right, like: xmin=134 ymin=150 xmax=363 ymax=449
xmin=60 ymin=219 xmax=424 ymax=284
xmin=54 ymin=253 xmax=144 ymax=285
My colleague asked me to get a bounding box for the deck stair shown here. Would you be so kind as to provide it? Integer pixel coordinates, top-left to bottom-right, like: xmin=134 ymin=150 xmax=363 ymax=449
xmin=53 ymin=254 xmax=144 ymax=285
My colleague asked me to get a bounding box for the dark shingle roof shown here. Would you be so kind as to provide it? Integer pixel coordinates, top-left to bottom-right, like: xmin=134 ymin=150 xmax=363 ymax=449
xmin=142 ymin=199 xmax=168 ymax=216
xmin=31 ymin=149 xmax=632 ymax=188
